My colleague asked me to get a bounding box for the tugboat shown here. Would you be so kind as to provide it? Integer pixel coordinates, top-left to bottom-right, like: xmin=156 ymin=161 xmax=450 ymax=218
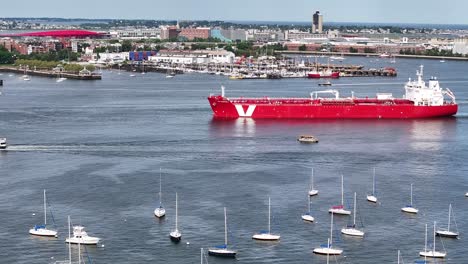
xmin=0 ymin=138 xmax=7 ymax=149
xmin=297 ymin=135 xmax=319 ymax=143
xmin=318 ymin=80 xmax=332 ymax=86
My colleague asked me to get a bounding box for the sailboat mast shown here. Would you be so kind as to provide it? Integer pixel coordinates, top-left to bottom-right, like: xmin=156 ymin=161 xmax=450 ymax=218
xmin=175 ymin=193 xmax=178 ymax=231
xmin=201 ymin=248 xmax=203 ymax=264
xmin=311 ymin=168 xmax=314 ymax=190
xmin=78 ymin=239 xmax=81 ymax=264
xmin=353 ymin=192 xmax=357 ymax=226
xmin=43 ymin=189 xmax=47 ymax=226
xmin=224 ymin=207 xmax=228 ymax=246
xmin=341 ymin=175 xmax=344 ymax=206
xmin=433 ymin=221 xmax=436 ymax=253
xmin=268 ymin=197 xmax=271 ymax=234
xmin=372 ymin=168 xmax=376 ymax=195
xmin=68 ymin=216 xmax=71 ymax=264
xmin=410 ymin=183 xmax=413 ymax=206
xmin=326 ymin=238 xmax=330 ymax=264
xmin=330 ymin=212 xmax=334 ymax=247
xmin=397 ymin=250 xmax=400 ymax=264
xmin=448 ymin=204 xmax=451 ymax=232
xmin=424 ymin=223 xmax=427 ymax=252
xmin=159 ymin=168 xmax=162 ymax=205
xmin=308 ymin=195 xmax=311 ymax=213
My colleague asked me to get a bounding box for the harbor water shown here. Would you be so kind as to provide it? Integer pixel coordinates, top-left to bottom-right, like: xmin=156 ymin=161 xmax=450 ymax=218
xmin=0 ymin=57 xmax=467 ymax=263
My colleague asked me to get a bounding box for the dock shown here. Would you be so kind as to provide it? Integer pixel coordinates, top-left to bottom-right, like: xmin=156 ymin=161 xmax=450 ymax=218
xmin=0 ymin=67 xmax=102 ymax=80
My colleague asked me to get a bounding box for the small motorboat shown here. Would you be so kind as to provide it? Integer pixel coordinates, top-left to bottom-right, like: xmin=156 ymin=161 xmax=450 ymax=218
xmin=0 ymin=138 xmax=7 ymax=149
xmin=318 ymin=81 xmax=332 ymax=86
xmin=297 ymin=135 xmax=319 ymax=143
xmin=65 ymin=225 xmax=100 ymax=245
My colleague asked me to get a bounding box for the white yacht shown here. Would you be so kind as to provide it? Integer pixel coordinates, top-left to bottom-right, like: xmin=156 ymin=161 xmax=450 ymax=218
xmin=308 ymin=168 xmax=318 ymax=196
xmin=65 ymin=225 xmax=100 ymax=245
xmin=419 ymin=222 xmax=446 ymax=258
xmin=366 ymin=168 xmax=378 ymax=203
xmin=0 ymin=138 xmax=7 ymax=149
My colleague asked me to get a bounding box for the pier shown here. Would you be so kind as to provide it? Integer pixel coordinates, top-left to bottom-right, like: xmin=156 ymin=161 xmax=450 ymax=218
xmin=111 ymin=60 xmax=396 ymax=79
xmin=0 ymin=67 xmax=102 ymax=80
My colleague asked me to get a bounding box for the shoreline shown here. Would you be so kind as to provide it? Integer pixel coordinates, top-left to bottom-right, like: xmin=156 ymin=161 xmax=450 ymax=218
xmin=275 ymin=51 xmax=468 ymax=61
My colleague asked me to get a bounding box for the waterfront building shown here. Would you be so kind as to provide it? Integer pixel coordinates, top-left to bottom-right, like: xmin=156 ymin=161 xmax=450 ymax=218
xmin=453 ymin=38 xmax=468 ymax=55
xmin=220 ymin=28 xmax=247 ymax=41
xmin=179 ymin=27 xmax=211 ymax=40
xmin=148 ymin=50 xmax=234 ymax=65
xmin=110 ymin=28 xmax=162 ymax=39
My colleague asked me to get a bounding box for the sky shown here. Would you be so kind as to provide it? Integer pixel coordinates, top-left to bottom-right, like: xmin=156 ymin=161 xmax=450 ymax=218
xmin=1 ymin=0 xmax=468 ymax=25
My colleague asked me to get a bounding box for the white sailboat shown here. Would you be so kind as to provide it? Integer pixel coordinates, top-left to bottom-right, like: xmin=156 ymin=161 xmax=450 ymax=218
xmin=366 ymin=168 xmax=378 ymax=203
xmin=401 ymin=183 xmax=418 ymax=214
xmin=313 ymin=213 xmax=343 ymax=255
xmin=301 ymin=195 xmax=314 ymax=222
xmin=308 ymin=168 xmax=318 ymax=196
xmin=329 ymin=175 xmax=351 ymax=215
xmin=169 ymin=193 xmax=181 ymax=243
xmin=154 ymin=168 xmax=166 ymax=218
xmin=436 ymin=204 xmax=459 ymax=238
xmin=341 ymin=192 xmax=365 ymax=237
xmin=208 ymin=207 xmax=237 ymax=258
xmin=252 ymin=197 xmax=280 ymax=241
xmin=29 ymin=189 xmax=58 ymax=237
xmin=419 ymin=222 xmax=447 ymax=258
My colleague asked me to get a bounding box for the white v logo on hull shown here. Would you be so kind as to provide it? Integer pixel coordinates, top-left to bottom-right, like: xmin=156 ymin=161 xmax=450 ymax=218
xmin=235 ymin=105 xmax=256 ymax=117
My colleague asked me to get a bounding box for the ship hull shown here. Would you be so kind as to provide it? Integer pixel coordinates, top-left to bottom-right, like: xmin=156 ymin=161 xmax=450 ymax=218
xmin=308 ymin=72 xmax=340 ymax=79
xmin=208 ymin=96 xmax=458 ymax=119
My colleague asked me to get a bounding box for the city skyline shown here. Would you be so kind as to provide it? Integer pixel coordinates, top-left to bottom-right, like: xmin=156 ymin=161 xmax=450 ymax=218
xmin=1 ymin=0 xmax=468 ymax=25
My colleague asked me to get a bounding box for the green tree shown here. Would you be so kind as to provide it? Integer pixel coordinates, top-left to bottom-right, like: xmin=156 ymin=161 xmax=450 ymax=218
xmin=298 ymin=44 xmax=307 ymax=51
xmin=121 ymin=40 xmax=133 ymax=52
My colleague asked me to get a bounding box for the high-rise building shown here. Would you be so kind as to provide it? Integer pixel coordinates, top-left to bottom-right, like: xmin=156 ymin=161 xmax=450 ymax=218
xmin=312 ymin=11 xmax=323 ymax=34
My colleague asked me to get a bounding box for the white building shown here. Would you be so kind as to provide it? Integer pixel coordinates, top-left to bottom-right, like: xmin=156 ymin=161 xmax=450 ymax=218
xmin=96 ymin=52 xmax=129 ymax=64
xmin=452 ymin=38 xmax=468 ymax=55
xmin=148 ymin=50 xmax=235 ymax=64
xmin=109 ymin=28 xmax=161 ymax=39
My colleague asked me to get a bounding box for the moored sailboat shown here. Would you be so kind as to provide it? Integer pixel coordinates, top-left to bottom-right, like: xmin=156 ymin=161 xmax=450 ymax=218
xmin=436 ymin=204 xmax=459 ymax=238
xmin=313 ymin=213 xmax=343 ymax=255
xmin=29 ymin=189 xmax=58 ymax=237
xmin=341 ymin=192 xmax=364 ymax=237
xmin=208 ymin=207 xmax=237 ymax=258
xmin=419 ymin=222 xmax=447 ymax=258
xmin=252 ymin=197 xmax=280 ymax=241
xmin=169 ymin=193 xmax=181 ymax=243
xmin=154 ymin=168 xmax=166 ymax=218
xmin=301 ymin=195 xmax=314 ymax=222
xmin=366 ymin=168 xmax=378 ymax=203
xmin=401 ymin=183 xmax=418 ymax=214
xmin=308 ymin=168 xmax=318 ymax=196
xmin=329 ymin=175 xmax=351 ymax=215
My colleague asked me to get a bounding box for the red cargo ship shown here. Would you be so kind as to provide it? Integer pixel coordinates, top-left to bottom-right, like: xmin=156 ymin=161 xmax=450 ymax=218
xmin=208 ymin=66 xmax=457 ymax=119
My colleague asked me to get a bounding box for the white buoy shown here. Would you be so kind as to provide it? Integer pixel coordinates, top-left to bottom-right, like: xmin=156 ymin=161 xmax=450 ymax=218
xmin=186 ymin=242 xmax=190 ymax=245
xmin=32 ymin=213 xmax=36 ymax=216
